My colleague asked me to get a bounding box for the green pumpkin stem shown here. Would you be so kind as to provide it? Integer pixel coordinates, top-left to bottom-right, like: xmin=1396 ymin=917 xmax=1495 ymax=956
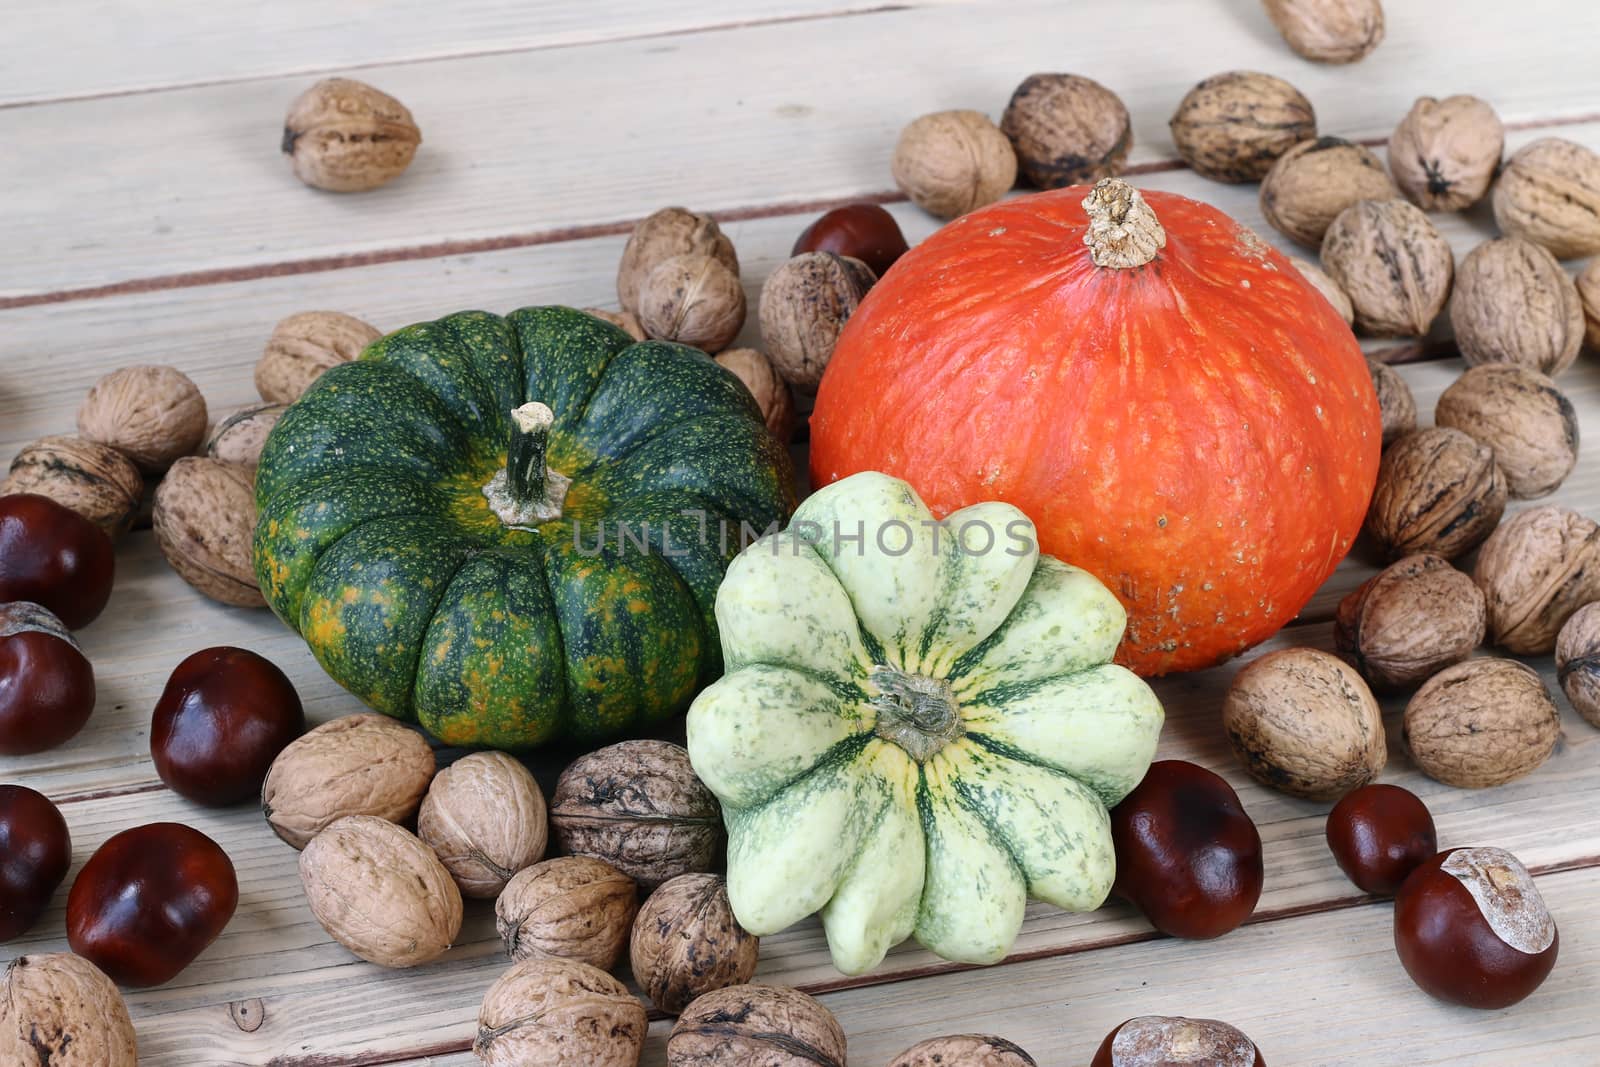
xmin=506 ymin=402 xmax=555 ymax=508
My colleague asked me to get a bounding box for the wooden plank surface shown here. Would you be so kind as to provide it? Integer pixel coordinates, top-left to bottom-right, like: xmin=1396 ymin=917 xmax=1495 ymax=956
xmin=5 ymin=0 xmax=1599 ymax=300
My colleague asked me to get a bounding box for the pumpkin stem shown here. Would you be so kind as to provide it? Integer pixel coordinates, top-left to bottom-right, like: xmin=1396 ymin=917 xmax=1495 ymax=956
xmin=1082 ymin=177 xmax=1167 ymax=269
xmin=483 ymin=402 xmax=571 ymax=528
xmin=869 ymin=665 xmax=965 ymax=762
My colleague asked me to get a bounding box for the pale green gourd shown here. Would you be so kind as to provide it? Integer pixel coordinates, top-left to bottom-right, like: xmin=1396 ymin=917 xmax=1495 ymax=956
xmin=686 ymin=471 xmax=1164 ymax=974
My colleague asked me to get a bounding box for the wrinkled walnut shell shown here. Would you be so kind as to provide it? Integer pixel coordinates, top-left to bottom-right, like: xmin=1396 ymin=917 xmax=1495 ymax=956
xmin=282 ymin=78 xmax=421 ymax=192
xmin=1556 ymin=603 xmax=1600 ymax=728
xmin=418 ymin=751 xmax=548 ymax=899
xmin=1449 ymin=237 xmax=1584 ymax=376
xmin=495 ymin=856 xmax=638 ymax=970
xmin=0 ymin=953 xmax=137 ymax=1067
xmin=550 ymin=739 xmax=720 ymax=889
xmin=715 ymin=347 xmax=795 ymax=443
xmin=476 ymin=958 xmax=647 ymax=1067
xmin=891 ymin=109 xmax=1018 ymax=219
xmin=1365 ymin=358 xmax=1416 ymax=447
xmin=617 ymin=207 xmax=740 ymax=318
xmin=668 ymin=984 xmax=847 ymax=1067
xmin=1388 ymin=95 xmax=1504 ymax=211
xmin=1261 ymin=137 xmax=1398 ymax=247
xmin=1222 ymin=647 xmax=1386 ymax=800
xmin=77 ymin=364 xmax=208 ymax=473
xmin=1365 ymin=427 xmax=1507 ymax=561
xmin=1404 ymin=659 xmax=1561 ymax=788
xmin=759 ymin=252 xmax=876 ymax=390
xmin=889 ymin=1034 xmax=1038 ymax=1067
xmin=1001 ymin=73 xmax=1131 ymax=189
xmin=1579 ymin=259 xmax=1600 ymax=350
xmin=1321 ymin=199 xmax=1454 ymax=337
xmin=1336 ymin=553 xmax=1485 ymax=691
xmin=1293 ymin=257 xmax=1354 ymax=326
xmin=631 ymin=873 xmax=760 ymax=1014
xmin=1474 ymin=505 xmax=1600 ymax=655
xmin=582 ymin=308 xmax=648 ymax=341
xmin=300 ymin=815 xmax=462 ymax=967
xmin=257 ymin=310 xmax=382 ymax=404
xmin=1435 ymin=364 xmax=1578 ymax=499
xmin=262 ymin=713 xmax=436 ymax=849
xmin=152 ymin=456 xmax=265 ymax=607
xmin=1 ymin=435 xmax=144 ymax=537
xmin=1170 ymin=71 xmax=1316 ymax=184
xmin=1492 ymin=138 xmax=1600 ymax=260
xmin=637 ymin=252 xmax=747 ymax=353
xmin=1263 ymin=0 xmax=1384 ymax=63
xmin=205 ymin=402 xmax=288 ymax=469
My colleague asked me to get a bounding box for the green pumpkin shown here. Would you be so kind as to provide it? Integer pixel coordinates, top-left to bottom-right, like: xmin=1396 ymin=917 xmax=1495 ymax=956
xmin=253 ymin=307 xmax=795 ymax=749
xmin=685 ymin=472 xmax=1164 ymax=974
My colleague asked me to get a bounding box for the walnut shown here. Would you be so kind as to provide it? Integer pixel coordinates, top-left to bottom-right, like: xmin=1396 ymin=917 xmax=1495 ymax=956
xmin=475 ymin=958 xmax=647 ymax=1067
xmin=1366 ymin=358 xmax=1417 ymax=447
xmin=1450 ymin=237 xmax=1584 ymax=376
xmin=495 ymin=856 xmax=638 ymax=970
xmin=582 ymin=308 xmax=648 ymax=341
xmin=759 ymin=252 xmax=876 ymax=391
xmin=1292 ymin=256 xmax=1354 ymax=325
xmin=261 ymin=713 xmax=436 ymax=849
xmin=888 ymin=1035 xmax=1037 ymax=1067
xmin=1222 ymin=647 xmax=1386 ymax=799
xmin=715 ymin=347 xmax=795 ymax=442
xmin=1321 ymin=199 xmax=1454 ymax=337
xmin=1000 ymin=73 xmax=1131 ymax=189
xmin=631 ymin=874 xmax=760 ymax=1013
xmin=1403 ymin=658 xmax=1561 ymax=788
xmin=1557 ymin=603 xmax=1600 ymax=727
xmin=418 ymin=751 xmax=548 ymax=899
xmin=637 ymin=253 xmax=746 ymax=353
xmin=2 ymin=435 xmax=144 ymax=537
xmin=1579 ymin=259 xmax=1600 ymax=350
xmin=205 ymin=402 xmax=287 ymax=469
xmin=891 ymin=110 xmax=1017 ymax=219
xmin=300 ymin=815 xmax=462 ymax=966
xmin=0 ymin=953 xmax=137 ymax=1067
xmin=550 ymin=740 xmax=720 ymax=889
xmin=282 ymin=78 xmax=420 ymax=192
xmin=257 ymin=311 xmax=382 ymax=404
xmin=152 ymin=456 xmax=265 ymax=607
xmin=1169 ymin=71 xmax=1316 ymax=183
xmin=1336 ymin=554 xmax=1485 ymax=691
xmin=1387 ymin=95 xmax=1504 ymax=211
xmin=1262 ymin=0 xmax=1385 ymax=63
xmin=1434 ymin=364 xmax=1578 ymax=499
xmin=617 ymin=208 xmax=740 ymax=318
xmin=668 ymin=984 xmax=847 ymax=1067
xmin=1260 ymin=137 xmax=1399 ymax=247
xmin=1365 ymin=427 xmax=1506 ymax=560
xmin=1474 ymin=505 xmax=1600 ymax=655
xmin=76 ymin=364 xmax=207 ymax=473
xmin=1492 ymin=138 xmax=1600 ymax=260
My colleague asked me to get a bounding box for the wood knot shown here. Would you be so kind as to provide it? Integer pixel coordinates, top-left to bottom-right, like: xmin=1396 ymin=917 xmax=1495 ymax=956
xmin=230 ymin=998 xmax=266 ymax=1033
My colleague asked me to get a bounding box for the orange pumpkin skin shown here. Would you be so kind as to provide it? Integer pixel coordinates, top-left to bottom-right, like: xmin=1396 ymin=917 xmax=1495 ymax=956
xmin=809 ymin=184 xmax=1381 ymax=675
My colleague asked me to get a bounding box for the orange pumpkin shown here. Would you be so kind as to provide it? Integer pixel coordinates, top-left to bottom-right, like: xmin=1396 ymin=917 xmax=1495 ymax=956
xmin=809 ymin=179 xmax=1381 ymax=675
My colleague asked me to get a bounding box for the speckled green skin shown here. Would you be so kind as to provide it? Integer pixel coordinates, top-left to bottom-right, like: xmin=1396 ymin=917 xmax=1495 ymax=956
xmin=254 ymin=307 xmax=795 ymax=749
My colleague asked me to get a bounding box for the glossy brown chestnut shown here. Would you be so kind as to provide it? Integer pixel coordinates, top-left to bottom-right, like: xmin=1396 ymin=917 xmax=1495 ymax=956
xmin=67 ymin=822 xmax=239 ymax=987
xmin=0 ymin=493 xmax=115 ymax=629
xmin=792 ymin=203 xmax=910 ymax=277
xmin=0 ymin=785 xmax=71 ymax=941
xmin=1091 ymin=1015 xmax=1266 ymax=1067
xmin=1394 ymin=846 xmax=1558 ymax=1009
xmin=0 ymin=601 xmax=97 ymax=755
xmin=151 ymin=646 xmax=306 ymax=806
xmin=1111 ymin=760 xmax=1264 ymax=939
xmin=1326 ymin=783 xmax=1437 ymax=895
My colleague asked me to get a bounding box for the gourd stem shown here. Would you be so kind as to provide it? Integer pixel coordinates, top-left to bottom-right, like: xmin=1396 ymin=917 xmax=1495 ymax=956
xmin=1082 ymin=177 xmax=1167 ymax=270
xmin=506 ymin=402 xmax=554 ymax=508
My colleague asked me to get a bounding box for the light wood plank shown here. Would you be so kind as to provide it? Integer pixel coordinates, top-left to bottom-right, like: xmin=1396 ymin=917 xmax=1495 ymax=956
xmin=5 ymin=0 xmax=1598 ymax=299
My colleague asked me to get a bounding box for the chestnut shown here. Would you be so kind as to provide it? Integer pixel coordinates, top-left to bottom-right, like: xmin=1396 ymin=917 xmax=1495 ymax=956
xmin=1110 ymin=760 xmax=1264 ymax=939
xmin=1091 ymin=1016 xmax=1265 ymax=1066
xmin=67 ymin=822 xmax=238 ymax=987
xmin=0 ymin=601 xmax=97 ymax=755
xmin=1393 ymin=846 xmax=1557 ymax=1009
xmin=151 ymin=646 xmax=306 ymax=806
xmin=0 ymin=493 xmax=115 ymax=629
xmin=0 ymin=785 xmax=71 ymax=941
xmin=1325 ymin=783 xmax=1436 ymax=896
xmin=792 ymin=203 xmax=909 ymax=277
